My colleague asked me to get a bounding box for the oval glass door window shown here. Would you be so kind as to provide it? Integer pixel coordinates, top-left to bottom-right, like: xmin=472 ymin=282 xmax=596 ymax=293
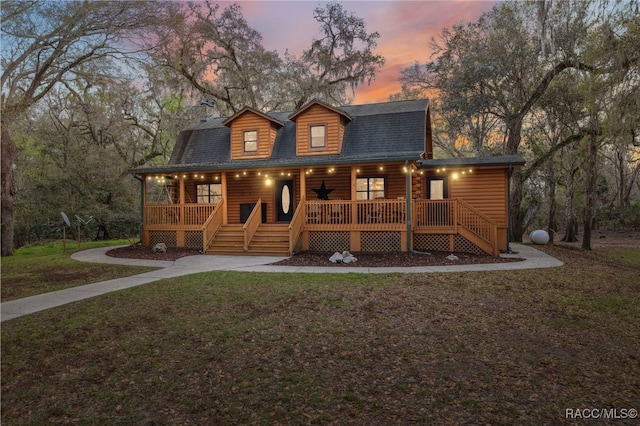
xmin=281 ymin=185 xmax=291 ymax=214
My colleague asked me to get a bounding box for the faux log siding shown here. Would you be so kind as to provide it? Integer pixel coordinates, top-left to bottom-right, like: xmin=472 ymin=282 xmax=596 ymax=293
xmin=305 ymin=167 xmax=352 ymax=200
xmin=295 ymin=105 xmax=344 ymax=156
xmin=229 ymin=112 xmax=276 ymax=160
xmin=448 ymin=169 xmax=508 ymax=225
xmin=304 ymin=163 xmax=413 ymax=200
xmin=353 ymin=164 xmax=421 ymax=199
xmin=226 ymin=172 xmax=301 ymax=224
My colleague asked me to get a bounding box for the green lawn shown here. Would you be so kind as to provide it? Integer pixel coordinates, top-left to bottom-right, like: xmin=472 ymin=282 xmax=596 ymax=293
xmin=0 ymin=240 xmax=157 ymax=301
xmin=2 ymin=244 xmax=639 ymax=424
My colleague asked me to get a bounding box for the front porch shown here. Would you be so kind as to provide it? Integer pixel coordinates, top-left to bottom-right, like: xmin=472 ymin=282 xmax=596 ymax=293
xmin=142 ymin=198 xmax=502 ymax=256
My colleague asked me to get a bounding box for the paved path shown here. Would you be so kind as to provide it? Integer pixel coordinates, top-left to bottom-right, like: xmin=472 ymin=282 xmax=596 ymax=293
xmin=1 ymin=243 xmax=562 ymax=322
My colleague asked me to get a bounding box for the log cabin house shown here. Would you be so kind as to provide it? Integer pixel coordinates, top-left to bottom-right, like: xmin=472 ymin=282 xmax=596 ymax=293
xmin=132 ymin=99 xmax=524 ymax=256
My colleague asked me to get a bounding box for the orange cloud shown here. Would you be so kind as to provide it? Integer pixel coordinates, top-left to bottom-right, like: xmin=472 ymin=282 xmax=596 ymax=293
xmin=220 ymin=1 xmax=498 ymax=105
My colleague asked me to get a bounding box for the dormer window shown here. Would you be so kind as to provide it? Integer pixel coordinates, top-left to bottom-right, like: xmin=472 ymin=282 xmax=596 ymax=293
xmin=243 ymin=130 xmax=258 ymax=152
xmin=310 ymin=125 xmax=326 ymax=149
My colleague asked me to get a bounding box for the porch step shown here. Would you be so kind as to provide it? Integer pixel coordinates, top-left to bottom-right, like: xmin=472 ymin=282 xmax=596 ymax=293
xmin=206 ymin=225 xmax=244 ymax=255
xmin=205 ymin=224 xmax=291 ymax=256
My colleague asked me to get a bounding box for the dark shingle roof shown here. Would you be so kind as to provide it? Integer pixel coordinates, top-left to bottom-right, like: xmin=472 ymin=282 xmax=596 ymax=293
xmin=418 ymin=155 xmax=526 ymax=169
xmin=134 ymin=99 xmax=429 ymax=174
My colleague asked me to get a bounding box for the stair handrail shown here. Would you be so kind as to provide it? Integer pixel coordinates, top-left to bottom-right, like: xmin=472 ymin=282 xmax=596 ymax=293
xmin=201 ymin=199 xmax=225 ymax=252
xmin=288 ymin=196 xmax=306 ymax=255
xmin=243 ymin=198 xmax=262 ymax=251
xmin=455 ymin=199 xmax=499 ymax=256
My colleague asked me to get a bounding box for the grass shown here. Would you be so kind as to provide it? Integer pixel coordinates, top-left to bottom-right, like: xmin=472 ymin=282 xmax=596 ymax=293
xmin=1 ymin=244 xmax=639 ymax=424
xmin=0 ymin=240 xmax=157 ymax=301
xmin=599 ymin=247 xmax=640 ymax=269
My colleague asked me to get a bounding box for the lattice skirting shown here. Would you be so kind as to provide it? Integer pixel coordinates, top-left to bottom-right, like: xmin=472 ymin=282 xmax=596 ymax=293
xmin=309 ymin=231 xmax=350 ymax=252
xmin=412 ymin=233 xmax=485 ymax=255
xmin=453 ymin=235 xmax=485 ymax=255
xmin=149 ymin=231 xmax=177 ymax=247
xmin=185 ymin=231 xmax=203 ymax=249
xmin=361 ymin=231 xmax=401 ymax=252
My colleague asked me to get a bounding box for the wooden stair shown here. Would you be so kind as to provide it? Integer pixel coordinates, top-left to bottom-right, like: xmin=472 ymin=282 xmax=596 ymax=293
xmin=205 ymin=223 xmax=290 ymax=256
xmin=457 ymin=226 xmax=496 ymax=256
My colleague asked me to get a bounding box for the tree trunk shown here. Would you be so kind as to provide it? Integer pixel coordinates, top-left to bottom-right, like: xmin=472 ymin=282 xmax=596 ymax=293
xmin=1 ymin=123 xmax=17 ymax=256
xmin=509 ymin=170 xmax=526 ymax=243
xmin=547 ymin=172 xmax=557 ymax=244
xmin=582 ymin=126 xmax=598 ymax=250
xmin=562 ymin=166 xmax=579 ymax=242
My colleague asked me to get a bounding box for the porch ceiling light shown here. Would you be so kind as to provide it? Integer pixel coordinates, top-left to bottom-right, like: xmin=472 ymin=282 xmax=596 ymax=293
xmin=265 ymin=178 xmax=273 ymax=186
xmin=452 ymin=172 xmax=459 ymax=180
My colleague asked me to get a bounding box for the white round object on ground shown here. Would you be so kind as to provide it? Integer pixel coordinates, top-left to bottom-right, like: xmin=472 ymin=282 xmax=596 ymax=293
xmin=530 ymin=230 xmax=550 ymax=245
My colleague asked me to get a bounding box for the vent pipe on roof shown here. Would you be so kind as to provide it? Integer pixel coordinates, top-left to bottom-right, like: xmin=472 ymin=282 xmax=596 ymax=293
xmin=194 ymin=99 xmax=216 ymax=122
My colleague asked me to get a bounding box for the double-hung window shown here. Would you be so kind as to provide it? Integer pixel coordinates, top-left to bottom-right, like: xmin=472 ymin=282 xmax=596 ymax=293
xmin=310 ymin=125 xmax=326 ymax=149
xmin=243 ymin=130 xmax=258 ymax=152
xmin=356 ymin=177 xmax=385 ymax=200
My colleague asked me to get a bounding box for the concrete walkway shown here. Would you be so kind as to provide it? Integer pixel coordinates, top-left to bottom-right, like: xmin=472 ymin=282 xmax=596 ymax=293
xmin=1 ymin=243 xmax=562 ymax=322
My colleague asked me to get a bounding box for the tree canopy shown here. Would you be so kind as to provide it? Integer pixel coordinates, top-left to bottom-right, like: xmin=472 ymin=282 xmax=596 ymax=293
xmin=395 ymin=0 xmax=640 ymax=246
xmin=1 ymin=1 xmax=385 ymax=254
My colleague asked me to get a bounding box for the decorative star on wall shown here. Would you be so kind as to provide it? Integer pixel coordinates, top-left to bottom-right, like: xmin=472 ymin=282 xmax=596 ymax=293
xmin=312 ymin=180 xmax=335 ymax=200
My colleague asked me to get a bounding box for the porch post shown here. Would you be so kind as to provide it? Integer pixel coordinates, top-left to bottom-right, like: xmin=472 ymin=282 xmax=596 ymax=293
xmin=221 ymin=172 xmax=228 ymax=224
xmin=404 ymin=160 xmax=411 ymax=252
xmin=140 ymin=175 xmax=149 ymax=246
xmin=299 ymin=167 xmax=306 ymax=201
xmin=177 ymin=178 xmax=186 ymax=247
xmin=179 ymin=178 xmax=186 ymax=204
xmin=350 ymin=165 xmax=358 ymax=224
xmin=350 ymin=165 xmax=360 ymax=252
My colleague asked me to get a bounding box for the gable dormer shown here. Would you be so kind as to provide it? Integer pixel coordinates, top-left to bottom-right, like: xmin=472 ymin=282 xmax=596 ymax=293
xmin=223 ymin=107 xmax=283 ymax=160
xmin=288 ymin=99 xmax=351 ymax=156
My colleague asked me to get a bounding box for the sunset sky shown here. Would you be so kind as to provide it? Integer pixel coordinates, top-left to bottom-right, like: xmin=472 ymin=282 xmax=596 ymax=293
xmin=221 ymin=1 xmax=499 ymax=104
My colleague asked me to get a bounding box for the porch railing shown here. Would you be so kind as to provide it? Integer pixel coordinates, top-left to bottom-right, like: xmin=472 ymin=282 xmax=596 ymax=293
xmin=144 ymin=203 xmax=218 ymax=228
xmin=414 ymin=199 xmax=498 ymax=255
xmin=455 ymin=199 xmax=499 ymax=256
xmin=201 ymin=199 xmax=225 ymax=251
xmin=144 ymin=198 xmax=498 ymax=255
xmin=243 ymin=198 xmax=262 ymax=251
xmin=288 ymin=196 xmax=306 ymax=255
xmin=305 ymin=199 xmax=406 ymax=231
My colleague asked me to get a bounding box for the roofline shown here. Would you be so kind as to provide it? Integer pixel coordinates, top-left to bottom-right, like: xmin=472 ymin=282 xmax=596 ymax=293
xmin=222 ymin=106 xmax=285 ymax=127
xmin=288 ymin=98 xmax=352 ymax=122
xmin=130 ymin=153 xmax=424 ymax=175
xmin=418 ymin=155 xmax=525 ymax=169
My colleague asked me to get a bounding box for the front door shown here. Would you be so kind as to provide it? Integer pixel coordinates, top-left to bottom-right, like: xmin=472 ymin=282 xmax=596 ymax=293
xmin=276 ymin=179 xmax=294 ymax=222
xmin=426 ymin=177 xmax=450 ymax=226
